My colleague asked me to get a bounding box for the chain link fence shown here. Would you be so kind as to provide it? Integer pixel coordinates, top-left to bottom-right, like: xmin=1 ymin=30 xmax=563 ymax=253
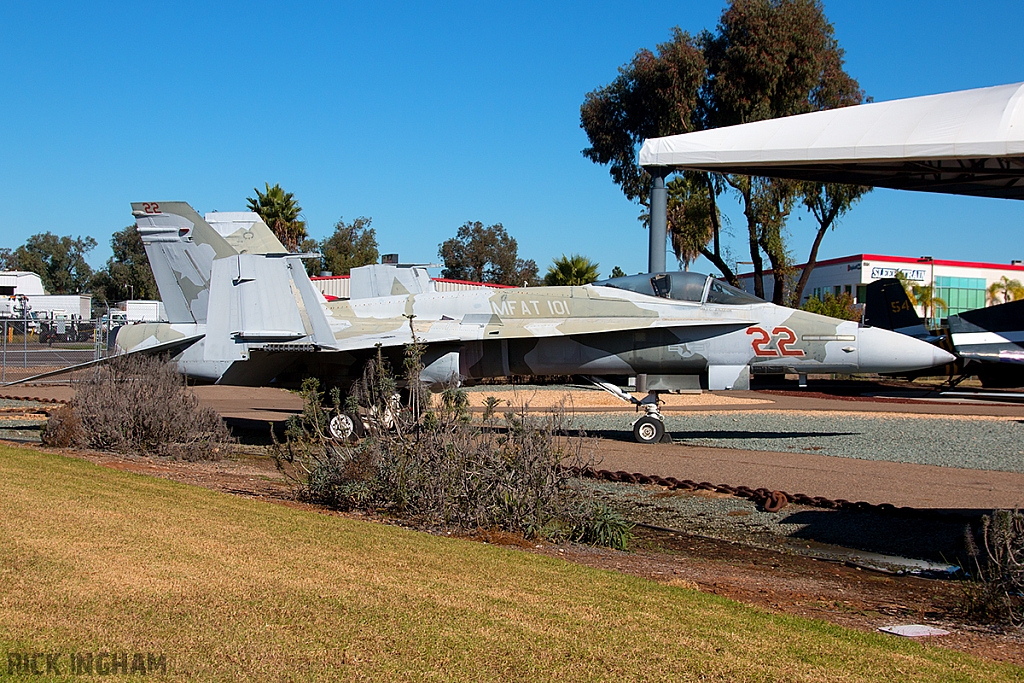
xmin=1 ymin=318 xmax=117 ymax=385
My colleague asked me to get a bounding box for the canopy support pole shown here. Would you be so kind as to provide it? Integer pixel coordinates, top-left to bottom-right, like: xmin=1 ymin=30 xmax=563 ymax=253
xmin=648 ymin=167 xmax=669 ymax=274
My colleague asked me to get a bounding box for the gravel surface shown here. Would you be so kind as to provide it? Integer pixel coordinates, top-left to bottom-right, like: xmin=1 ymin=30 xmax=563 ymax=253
xmin=569 ymin=410 xmax=1024 ymax=474
xmin=0 ymin=398 xmax=47 ymax=442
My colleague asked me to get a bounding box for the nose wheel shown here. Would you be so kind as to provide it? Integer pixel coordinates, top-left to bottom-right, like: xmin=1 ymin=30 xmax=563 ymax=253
xmin=329 ymin=413 xmax=355 ymax=440
xmin=632 ymin=414 xmax=665 ymax=444
xmin=329 ymin=412 xmax=366 ymax=441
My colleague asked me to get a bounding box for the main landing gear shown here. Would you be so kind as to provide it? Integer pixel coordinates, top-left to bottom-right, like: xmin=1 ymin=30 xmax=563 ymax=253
xmin=585 ymin=376 xmax=670 ymax=444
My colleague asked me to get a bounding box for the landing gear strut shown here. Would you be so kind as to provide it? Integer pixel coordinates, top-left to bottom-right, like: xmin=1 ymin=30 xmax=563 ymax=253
xmin=584 ymin=376 xmax=670 ymax=444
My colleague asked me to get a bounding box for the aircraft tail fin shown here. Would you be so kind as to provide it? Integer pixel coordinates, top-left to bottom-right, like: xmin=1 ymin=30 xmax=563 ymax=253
xmin=132 ymin=202 xmax=237 ymax=324
xmin=949 ymin=299 xmax=1024 ymax=363
xmin=863 ymin=278 xmax=931 ymax=338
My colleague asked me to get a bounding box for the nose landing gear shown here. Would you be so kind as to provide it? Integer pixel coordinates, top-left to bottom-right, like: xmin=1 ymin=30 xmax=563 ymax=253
xmin=584 ymin=376 xmax=672 ymax=444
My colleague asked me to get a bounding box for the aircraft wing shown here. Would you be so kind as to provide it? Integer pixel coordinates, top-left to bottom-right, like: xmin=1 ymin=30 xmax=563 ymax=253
xmin=949 ymin=300 xmax=1024 ymax=364
xmin=1 ymin=333 xmax=205 ymax=387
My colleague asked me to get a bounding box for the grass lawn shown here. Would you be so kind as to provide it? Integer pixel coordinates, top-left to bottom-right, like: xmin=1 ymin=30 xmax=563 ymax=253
xmin=1 ymin=444 xmax=1020 ymax=682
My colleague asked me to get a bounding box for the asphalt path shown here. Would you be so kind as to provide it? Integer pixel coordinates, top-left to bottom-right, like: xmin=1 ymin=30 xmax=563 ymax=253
xmin=4 ymin=382 xmax=1023 ymax=510
xmin=1 ymin=348 xmax=95 ymax=366
xmin=585 ymin=438 xmax=1024 ymax=511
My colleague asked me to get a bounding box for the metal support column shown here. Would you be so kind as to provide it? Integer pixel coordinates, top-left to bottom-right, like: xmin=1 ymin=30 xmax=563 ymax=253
xmin=648 ymin=167 xmax=669 ymax=274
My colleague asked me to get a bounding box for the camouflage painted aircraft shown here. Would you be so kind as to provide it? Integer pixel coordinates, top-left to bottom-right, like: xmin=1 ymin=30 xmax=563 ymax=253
xmin=11 ymin=202 xmax=955 ymax=442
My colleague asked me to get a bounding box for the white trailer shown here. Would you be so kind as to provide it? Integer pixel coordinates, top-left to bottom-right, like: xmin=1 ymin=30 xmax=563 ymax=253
xmin=121 ymin=300 xmax=167 ymax=322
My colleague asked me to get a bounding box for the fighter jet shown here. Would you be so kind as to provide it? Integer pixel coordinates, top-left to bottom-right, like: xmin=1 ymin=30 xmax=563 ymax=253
xmin=948 ymin=301 xmax=1024 ymax=388
xmin=12 ymin=202 xmax=954 ymax=443
xmin=863 ymin=277 xmax=1024 ymax=388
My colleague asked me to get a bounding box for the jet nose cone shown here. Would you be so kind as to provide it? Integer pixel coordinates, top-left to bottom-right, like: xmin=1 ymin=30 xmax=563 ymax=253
xmin=858 ymin=327 xmax=956 ymax=373
xmin=930 ymin=344 xmax=957 ymax=367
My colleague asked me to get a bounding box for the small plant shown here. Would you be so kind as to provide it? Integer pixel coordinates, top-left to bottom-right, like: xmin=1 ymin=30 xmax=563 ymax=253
xmin=481 ymin=395 xmax=501 ymax=423
xmin=961 ymin=509 xmax=1024 ymax=626
xmin=573 ymin=503 xmax=633 ymax=551
xmin=42 ymin=354 xmax=231 ymax=459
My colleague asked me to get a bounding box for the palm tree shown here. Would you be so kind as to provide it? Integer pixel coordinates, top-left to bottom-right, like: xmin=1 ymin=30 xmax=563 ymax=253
xmin=987 ymin=276 xmax=1024 ymax=305
xmin=544 ymin=254 xmax=600 ymax=286
xmin=246 ymin=183 xmax=307 ymax=251
xmin=911 ymin=283 xmax=947 ymax=324
xmin=894 ymin=271 xmax=917 ymax=304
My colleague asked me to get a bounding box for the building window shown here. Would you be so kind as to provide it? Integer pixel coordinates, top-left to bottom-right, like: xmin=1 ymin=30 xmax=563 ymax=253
xmin=856 ymin=285 xmax=867 ymax=303
xmin=0 ymin=286 xmax=13 ymax=296
xmin=934 ymin=276 xmax=986 ymax=316
xmin=844 ymin=285 xmax=852 ymax=296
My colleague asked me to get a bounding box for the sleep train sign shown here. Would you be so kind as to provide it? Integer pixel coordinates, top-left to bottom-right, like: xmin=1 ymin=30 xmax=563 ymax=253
xmin=869 ymin=267 xmax=926 ymax=282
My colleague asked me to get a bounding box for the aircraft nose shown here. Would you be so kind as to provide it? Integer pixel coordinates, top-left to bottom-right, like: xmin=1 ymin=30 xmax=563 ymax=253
xmin=858 ymin=327 xmax=956 ymax=373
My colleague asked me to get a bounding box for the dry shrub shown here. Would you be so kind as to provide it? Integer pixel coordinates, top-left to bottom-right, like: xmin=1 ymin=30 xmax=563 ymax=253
xmin=43 ymin=354 xmax=231 ymax=459
xmin=961 ymin=510 xmax=1024 ymax=626
xmin=41 ymin=404 xmax=85 ymax=448
xmin=275 ymin=347 xmax=632 ymax=548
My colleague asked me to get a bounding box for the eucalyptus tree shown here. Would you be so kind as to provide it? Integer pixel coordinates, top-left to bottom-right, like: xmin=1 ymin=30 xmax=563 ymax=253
xmin=5 ymin=232 xmax=96 ymax=294
xmin=438 ymin=222 xmax=538 ymax=286
xmin=321 ymin=217 xmax=379 ymax=276
xmin=581 ymin=0 xmax=864 ymax=304
xmin=90 ymin=225 xmax=158 ymax=303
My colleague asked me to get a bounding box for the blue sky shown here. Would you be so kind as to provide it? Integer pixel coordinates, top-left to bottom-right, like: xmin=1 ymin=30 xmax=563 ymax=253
xmin=1 ymin=1 xmax=1022 ymax=279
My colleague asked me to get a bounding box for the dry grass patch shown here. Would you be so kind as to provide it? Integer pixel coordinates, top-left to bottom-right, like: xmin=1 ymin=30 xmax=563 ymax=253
xmin=1 ymin=444 xmax=1021 ymax=682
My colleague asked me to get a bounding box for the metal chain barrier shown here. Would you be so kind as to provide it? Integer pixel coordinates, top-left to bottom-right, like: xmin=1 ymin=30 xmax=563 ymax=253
xmin=569 ymin=466 xmax=976 ymax=521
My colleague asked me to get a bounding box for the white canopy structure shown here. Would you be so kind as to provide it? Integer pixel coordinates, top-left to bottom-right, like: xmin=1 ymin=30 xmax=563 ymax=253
xmin=637 ymin=82 xmax=1024 ymax=271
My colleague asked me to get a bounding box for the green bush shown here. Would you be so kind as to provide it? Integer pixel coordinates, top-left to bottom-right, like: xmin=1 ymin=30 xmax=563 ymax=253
xmin=800 ymin=292 xmax=862 ymax=321
xmin=574 ymin=503 xmax=633 ymax=551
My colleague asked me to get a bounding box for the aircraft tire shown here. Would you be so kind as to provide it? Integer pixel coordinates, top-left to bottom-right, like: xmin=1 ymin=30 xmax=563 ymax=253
xmin=633 ymin=416 xmax=664 ymax=444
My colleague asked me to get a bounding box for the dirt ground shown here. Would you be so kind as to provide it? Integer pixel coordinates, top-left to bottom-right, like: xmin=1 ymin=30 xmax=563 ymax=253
xmin=23 ymin=441 xmax=1021 ymax=668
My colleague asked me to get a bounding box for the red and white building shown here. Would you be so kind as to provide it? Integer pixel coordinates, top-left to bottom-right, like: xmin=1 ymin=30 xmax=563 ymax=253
xmin=737 ymin=254 xmax=1024 ymax=318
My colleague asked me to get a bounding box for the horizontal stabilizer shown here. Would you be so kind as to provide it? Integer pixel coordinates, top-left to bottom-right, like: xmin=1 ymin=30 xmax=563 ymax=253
xmin=1 ymin=333 xmax=205 ymax=387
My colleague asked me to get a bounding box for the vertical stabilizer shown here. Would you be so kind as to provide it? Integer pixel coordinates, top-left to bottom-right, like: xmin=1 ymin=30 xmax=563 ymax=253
xmin=132 ymin=202 xmax=236 ymax=324
xmin=863 ymin=278 xmax=931 ymax=339
xmin=204 ymin=254 xmax=337 ymax=361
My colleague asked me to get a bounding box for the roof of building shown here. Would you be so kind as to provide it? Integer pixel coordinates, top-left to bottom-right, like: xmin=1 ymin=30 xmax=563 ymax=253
xmin=0 ymin=271 xmax=44 ymax=278
xmin=311 ymin=274 xmax=514 ymax=288
xmin=639 ymin=82 xmax=1024 ymax=200
xmin=737 ymin=254 xmax=1024 ymax=279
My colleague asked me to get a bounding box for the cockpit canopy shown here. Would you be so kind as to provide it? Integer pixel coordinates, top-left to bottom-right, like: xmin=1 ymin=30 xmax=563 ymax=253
xmin=593 ymin=271 xmax=764 ymax=305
